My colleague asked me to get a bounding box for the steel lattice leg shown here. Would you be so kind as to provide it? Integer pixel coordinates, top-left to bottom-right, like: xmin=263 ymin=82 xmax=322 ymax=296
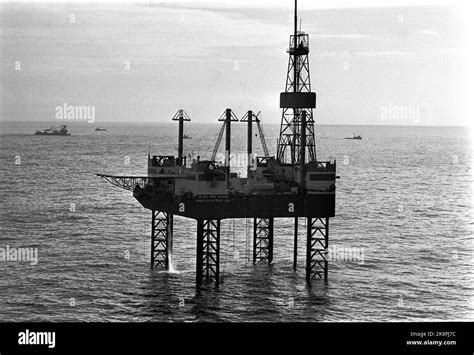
xmin=196 ymin=219 xmax=220 ymax=285
xmin=253 ymin=218 xmax=274 ymax=264
xmin=151 ymin=210 xmax=173 ymax=269
xmin=306 ymin=217 xmax=329 ymax=282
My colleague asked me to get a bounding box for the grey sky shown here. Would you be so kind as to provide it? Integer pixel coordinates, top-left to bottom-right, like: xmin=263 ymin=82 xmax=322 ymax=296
xmin=0 ymin=1 xmax=468 ymax=125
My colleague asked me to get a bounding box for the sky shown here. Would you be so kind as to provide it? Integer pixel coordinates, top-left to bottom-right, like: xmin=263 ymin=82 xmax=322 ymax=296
xmin=0 ymin=1 xmax=470 ymax=125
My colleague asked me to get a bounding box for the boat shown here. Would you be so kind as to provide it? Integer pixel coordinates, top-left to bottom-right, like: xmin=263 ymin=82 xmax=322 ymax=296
xmin=95 ymin=127 xmax=107 ymax=131
xmin=183 ymin=134 xmax=192 ymax=139
xmin=35 ymin=125 xmax=70 ymax=136
xmin=345 ymin=133 xmax=362 ymax=140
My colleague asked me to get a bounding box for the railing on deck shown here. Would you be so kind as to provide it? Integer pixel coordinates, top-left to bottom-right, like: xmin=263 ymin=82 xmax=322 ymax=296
xmin=97 ymin=174 xmax=149 ymax=192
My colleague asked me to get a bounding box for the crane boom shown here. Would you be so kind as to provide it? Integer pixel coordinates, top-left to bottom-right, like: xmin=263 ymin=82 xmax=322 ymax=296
xmin=211 ymin=122 xmax=226 ymax=161
xmin=255 ymin=115 xmax=270 ymax=157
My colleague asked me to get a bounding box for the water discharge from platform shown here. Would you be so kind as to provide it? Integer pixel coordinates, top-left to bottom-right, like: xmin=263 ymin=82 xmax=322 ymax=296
xmin=167 ymin=252 xmax=179 ymax=274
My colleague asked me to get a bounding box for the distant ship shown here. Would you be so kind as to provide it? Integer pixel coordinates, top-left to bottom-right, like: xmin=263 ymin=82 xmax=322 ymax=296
xmin=183 ymin=134 xmax=192 ymax=139
xmin=35 ymin=125 xmax=70 ymax=136
xmin=345 ymin=133 xmax=362 ymax=140
xmin=95 ymin=127 xmax=107 ymax=131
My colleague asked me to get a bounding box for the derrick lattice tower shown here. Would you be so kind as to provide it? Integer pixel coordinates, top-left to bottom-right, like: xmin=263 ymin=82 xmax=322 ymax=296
xmin=277 ymin=0 xmax=317 ymax=165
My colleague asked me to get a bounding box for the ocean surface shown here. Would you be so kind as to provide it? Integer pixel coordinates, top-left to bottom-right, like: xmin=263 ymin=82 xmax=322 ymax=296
xmin=0 ymin=121 xmax=472 ymax=322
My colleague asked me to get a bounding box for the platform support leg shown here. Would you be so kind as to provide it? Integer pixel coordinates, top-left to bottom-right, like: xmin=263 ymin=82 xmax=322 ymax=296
xmin=196 ymin=219 xmax=221 ymax=285
xmin=306 ymin=217 xmax=329 ymax=282
xmin=151 ymin=210 xmax=173 ymax=270
xmin=253 ymin=218 xmax=274 ymax=264
xmin=293 ymin=217 xmax=298 ymax=270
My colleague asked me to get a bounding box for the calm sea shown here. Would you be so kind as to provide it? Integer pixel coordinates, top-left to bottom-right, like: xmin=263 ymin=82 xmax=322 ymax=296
xmin=0 ymin=121 xmax=472 ymax=322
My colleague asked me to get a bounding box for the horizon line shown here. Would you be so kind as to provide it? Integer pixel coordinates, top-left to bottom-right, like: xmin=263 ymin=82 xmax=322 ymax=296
xmin=0 ymin=120 xmax=471 ymax=128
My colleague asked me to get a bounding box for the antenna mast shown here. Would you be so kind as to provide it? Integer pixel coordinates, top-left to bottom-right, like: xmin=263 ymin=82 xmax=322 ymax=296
xmin=294 ymin=0 xmax=297 ymax=94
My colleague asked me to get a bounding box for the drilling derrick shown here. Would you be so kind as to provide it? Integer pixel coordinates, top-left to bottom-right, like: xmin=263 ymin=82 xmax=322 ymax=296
xmin=277 ymin=0 xmax=317 ymax=172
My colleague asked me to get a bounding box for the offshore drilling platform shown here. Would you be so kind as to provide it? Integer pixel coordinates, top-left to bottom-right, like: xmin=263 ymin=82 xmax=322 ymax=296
xmin=98 ymin=1 xmax=337 ymax=285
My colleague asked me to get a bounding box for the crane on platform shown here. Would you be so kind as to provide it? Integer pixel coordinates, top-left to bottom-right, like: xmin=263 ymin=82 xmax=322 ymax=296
xmin=211 ymin=109 xmax=270 ymax=161
xmin=211 ymin=121 xmax=226 ymax=162
xmin=254 ymin=111 xmax=270 ymax=157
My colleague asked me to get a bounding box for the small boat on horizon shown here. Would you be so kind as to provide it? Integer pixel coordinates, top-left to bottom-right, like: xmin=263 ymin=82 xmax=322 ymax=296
xmin=183 ymin=134 xmax=192 ymax=139
xmin=345 ymin=133 xmax=362 ymax=140
xmin=95 ymin=127 xmax=107 ymax=131
xmin=35 ymin=125 xmax=70 ymax=136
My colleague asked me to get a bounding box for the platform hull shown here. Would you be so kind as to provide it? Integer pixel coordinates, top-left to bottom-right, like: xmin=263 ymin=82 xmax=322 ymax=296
xmin=134 ymin=192 xmax=335 ymax=219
